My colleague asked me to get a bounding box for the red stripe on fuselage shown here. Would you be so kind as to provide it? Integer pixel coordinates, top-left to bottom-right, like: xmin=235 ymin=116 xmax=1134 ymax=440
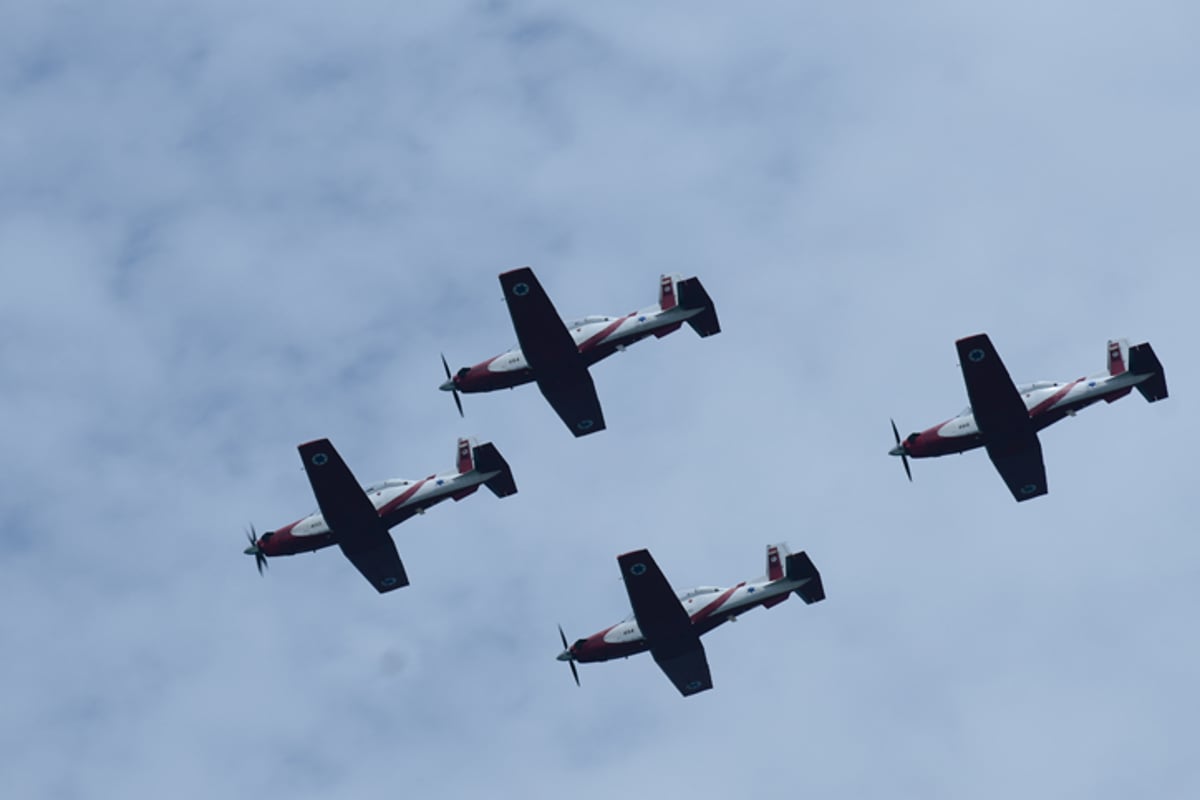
xmin=1028 ymin=379 xmax=1083 ymax=419
xmin=577 ymin=314 xmax=636 ymax=354
xmin=377 ymin=476 xmax=433 ymax=516
xmin=690 ymin=583 xmax=744 ymax=623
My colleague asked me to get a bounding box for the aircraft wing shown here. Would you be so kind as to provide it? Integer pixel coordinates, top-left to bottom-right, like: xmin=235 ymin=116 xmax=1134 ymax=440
xmin=536 ymin=365 xmax=607 ymax=437
xmin=298 ymin=439 xmax=410 ymax=593
xmin=954 ymin=334 xmax=1031 ymax=436
xmin=955 ymin=335 xmax=1049 ymax=501
xmin=986 ymin=434 xmax=1049 ymax=502
xmin=617 ymin=549 xmax=713 ymax=696
xmin=499 ymin=267 xmax=579 ymax=368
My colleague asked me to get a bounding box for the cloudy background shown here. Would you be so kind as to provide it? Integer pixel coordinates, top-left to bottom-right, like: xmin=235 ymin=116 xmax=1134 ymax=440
xmin=2 ymin=1 xmax=1196 ymax=797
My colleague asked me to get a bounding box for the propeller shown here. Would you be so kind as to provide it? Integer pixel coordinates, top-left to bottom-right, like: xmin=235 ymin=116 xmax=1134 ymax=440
xmin=890 ymin=418 xmax=913 ymax=482
xmin=244 ymin=524 xmax=268 ymax=575
xmin=557 ymin=625 xmax=580 ymax=687
xmin=441 ymin=353 xmax=464 ymax=417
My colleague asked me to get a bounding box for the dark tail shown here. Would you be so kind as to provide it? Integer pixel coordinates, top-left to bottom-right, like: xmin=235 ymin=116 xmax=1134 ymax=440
xmin=784 ymin=551 xmax=825 ymax=605
xmin=1128 ymin=343 xmax=1168 ymax=402
xmin=471 ymin=442 xmax=518 ymax=498
xmin=676 ymin=277 xmax=721 ymax=337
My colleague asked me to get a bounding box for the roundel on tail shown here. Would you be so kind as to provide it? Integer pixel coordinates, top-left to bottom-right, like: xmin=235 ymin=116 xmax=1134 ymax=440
xmin=512 ymin=282 xmax=530 ymax=297
xmin=968 ymin=348 xmax=986 ymax=363
xmin=311 ymin=453 xmax=329 ymax=466
xmin=629 ymin=563 xmax=647 ymax=577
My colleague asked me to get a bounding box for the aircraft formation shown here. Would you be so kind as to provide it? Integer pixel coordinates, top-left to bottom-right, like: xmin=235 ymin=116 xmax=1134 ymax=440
xmin=245 ymin=267 xmax=1169 ymax=697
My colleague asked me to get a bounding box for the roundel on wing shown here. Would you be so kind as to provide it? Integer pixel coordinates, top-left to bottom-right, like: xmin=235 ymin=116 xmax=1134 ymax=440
xmin=512 ymin=282 xmax=530 ymax=297
xmin=629 ymin=563 xmax=647 ymax=576
xmin=576 ymin=419 xmax=594 ymax=431
xmin=968 ymin=348 xmax=986 ymax=363
xmin=685 ymin=680 xmax=703 ymax=691
xmin=311 ymin=453 xmax=329 ymax=466
xmin=381 ymin=576 xmax=398 ymax=587
xmin=1020 ymin=483 xmax=1039 ymax=495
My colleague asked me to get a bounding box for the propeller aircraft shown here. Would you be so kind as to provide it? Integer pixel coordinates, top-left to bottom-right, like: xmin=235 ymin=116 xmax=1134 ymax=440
xmin=890 ymin=334 xmax=1168 ymax=501
xmin=244 ymin=437 xmax=517 ymax=592
xmin=440 ymin=267 xmax=720 ymax=436
xmin=557 ymin=544 xmax=825 ymax=696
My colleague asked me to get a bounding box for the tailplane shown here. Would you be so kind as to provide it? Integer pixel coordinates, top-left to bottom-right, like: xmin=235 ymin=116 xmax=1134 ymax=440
xmin=1128 ymin=342 xmax=1168 ymax=402
xmin=676 ymin=276 xmax=721 ymax=337
xmin=471 ymin=442 xmax=519 ymax=498
xmin=785 ymin=551 xmax=826 ymax=605
xmin=760 ymin=544 xmax=791 ymax=609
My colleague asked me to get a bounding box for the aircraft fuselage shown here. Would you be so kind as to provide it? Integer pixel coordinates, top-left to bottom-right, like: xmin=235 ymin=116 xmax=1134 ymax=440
xmin=560 ymin=574 xmax=806 ymax=665
xmin=444 ymin=303 xmax=705 ymax=395
xmin=895 ymin=369 xmax=1153 ymax=459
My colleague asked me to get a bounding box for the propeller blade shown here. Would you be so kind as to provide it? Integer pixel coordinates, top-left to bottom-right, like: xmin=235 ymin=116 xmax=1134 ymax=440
xmin=441 ymin=353 xmax=465 ymax=418
xmin=245 ymin=524 xmax=268 ymax=576
xmin=890 ymin=418 xmax=913 ymax=482
xmin=558 ymin=625 xmax=580 ymax=687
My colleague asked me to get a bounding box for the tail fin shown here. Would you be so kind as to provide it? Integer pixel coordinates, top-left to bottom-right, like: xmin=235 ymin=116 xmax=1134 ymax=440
xmin=676 ymin=276 xmax=721 ymax=337
xmin=1107 ymin=339 xmax=1129 ymax=376
xmin=449 ymin=438 xmax=480 ymax=500
xmin=1128 ymin=342 xmax=1168 ymax=402
xmin=1104 ymin=339 xmax=1133 ymax=403
xmin=456 ymin=438 xmax=473 ymax=473
xmin=766 ymin=544 xmax=785 ymax=581
xmin=659 ymin=274 xmax=678 ymax=311
xmin=471 ymin=442 xmax=518 ymax=498
xmin=759 ymin=544 xmax=791 ymax=609
xmin=785 ymin=551 xmax=826 ymax=605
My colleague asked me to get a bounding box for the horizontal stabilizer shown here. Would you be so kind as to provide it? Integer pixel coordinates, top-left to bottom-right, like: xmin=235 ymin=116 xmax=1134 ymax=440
xmin=785 ymin=552 xmax=825 ymax=604
xmin=676 ymin=277 xmax=721 ymax=337
xmin=1128 ymin=343 xmax=1168 ymax=402
xmin=472 ymin=442 xmax=518 ymax=497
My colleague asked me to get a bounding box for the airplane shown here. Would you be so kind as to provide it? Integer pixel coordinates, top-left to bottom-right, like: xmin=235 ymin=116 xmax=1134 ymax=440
xmin=243 ymin=437 xmax=517 ymax=592
xmin=556 ymin=544 xmax=825 ymax=696
xmin=889 ymin=334 xmax=1168 ymax=502
xmin=439 ymin=267 xmax=720 ymax=436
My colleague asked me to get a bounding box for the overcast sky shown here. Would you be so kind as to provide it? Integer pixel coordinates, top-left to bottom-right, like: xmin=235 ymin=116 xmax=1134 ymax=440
xmin=3 ymin=2 xmax=1198 ymax=798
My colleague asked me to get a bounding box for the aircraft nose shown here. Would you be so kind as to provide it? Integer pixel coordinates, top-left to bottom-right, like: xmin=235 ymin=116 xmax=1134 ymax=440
xmin=243 ymin=544 xmax=258 ymax=555
xmin=439 ymin=378 xmax=455 ymax=391
xmin=888 ymin=444 xmax=906 ymax=457
xmin=556 ymin=649 xmax=573 ymax=662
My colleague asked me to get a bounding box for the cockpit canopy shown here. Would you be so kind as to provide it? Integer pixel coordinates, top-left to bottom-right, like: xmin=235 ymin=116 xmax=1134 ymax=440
xmin=363 ymin=479 xmax=413 ymax=494
xmin=565 ymin=315 xmax=614 ymax=328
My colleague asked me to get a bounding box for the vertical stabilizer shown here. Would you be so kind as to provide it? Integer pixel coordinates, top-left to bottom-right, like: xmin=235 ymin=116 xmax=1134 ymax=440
xmin=766 ymin=545 xmax=784 ymax=581
xmin=1108 ymin=339 xmax=1129 ymax=376
xmin=456 ymin=437 xmax=474 ymax=473
xmin=659 ymin=274 xmax=678 ymax=311
xmin=1104 ymin=339 xmax=1132 ymax=402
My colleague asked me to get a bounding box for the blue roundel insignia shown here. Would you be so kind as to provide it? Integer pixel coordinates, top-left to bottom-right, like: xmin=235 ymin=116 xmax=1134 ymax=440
xmin=436 ymin=479 xmax=444 ymax=486
xmin=512 ymin=282 xmax=530 ymax=297
xmin=577 ymin=419 xmax=594 ymax=431
xmin=686 ymin=680 xmax=703 ymax=691
xmin=311 ymin=453 xmax=329 ymax=466
xmin=968 ymin=348 xmax=986 ymax=363
xmin=638 ymin=316 xmax=646 ymax=322
xmin=381 ymin=576 xmax=398 ymax=587
xmin=1020 ymin=483 xmax=1038 ymax=495
xmin=630 ymin=563 xmax=647 ymax=576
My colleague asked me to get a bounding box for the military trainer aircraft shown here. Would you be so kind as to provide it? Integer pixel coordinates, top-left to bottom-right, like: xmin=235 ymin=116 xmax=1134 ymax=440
xmin=889 ymin=334 xmax=1168 ymax=502
xmin=440 ymin=267 xmax=720 ymax=436
xmin=556 ymin=544 xmax=824 ymax=696
xmin=244 ymin=437 xmax=517 ymax=592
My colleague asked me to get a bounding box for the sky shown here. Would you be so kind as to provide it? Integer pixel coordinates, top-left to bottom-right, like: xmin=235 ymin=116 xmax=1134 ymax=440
xmin=2 ymin=1 xmax=1198 ymax=797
